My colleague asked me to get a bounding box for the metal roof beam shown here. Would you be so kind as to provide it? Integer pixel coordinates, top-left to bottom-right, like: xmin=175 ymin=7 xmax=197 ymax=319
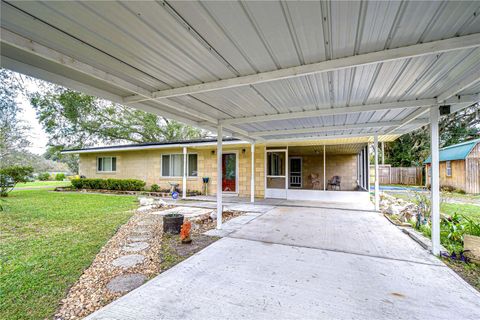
xmin=444 ymin=93 xmax=480 ymax=105
xmin=124 ymin=33 xmax=480 ymax=104
xmin=262 ymin=131 xmax=402 ymax=144
xmin=250 ymin=119 xmax=427 ymax=137
xmin=437 ymin=74 xmax=480 ymax=103
xmin=0 ymin=56 xmax=245 ymax=140
xmin=220 ymin=99 xmax=436 ymax=125
xmin=0 ymin=28 xmax=222 ymax=126
xmin=386 ymin=106 xmax=431 ymax=134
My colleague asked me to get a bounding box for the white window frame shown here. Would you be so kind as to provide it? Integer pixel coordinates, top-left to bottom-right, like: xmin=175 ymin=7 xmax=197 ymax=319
xmin=161 ymin=153 xmax=198 ymax=178
xmin=446 ymin=160 xmax=452 ymax=177
xmin=96 ymin=156 xmax=117 ymax=173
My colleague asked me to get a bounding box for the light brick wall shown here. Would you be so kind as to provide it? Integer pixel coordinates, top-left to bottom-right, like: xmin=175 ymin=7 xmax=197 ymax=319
xmin=78 ymin=145 xmax=355 ymax=195
xmin=287 ymin=153 xmax=358 ymax=191
xmin=79 ymin=145 xmax=265 ymax=198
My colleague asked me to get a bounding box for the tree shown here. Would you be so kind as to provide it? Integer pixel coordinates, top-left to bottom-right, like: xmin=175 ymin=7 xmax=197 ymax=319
xmin=0 ymin=166 xmax=34 ymax=197
xmin=29 ymin=88 xmax=208 ymax=172
xmin=0 ymin=69 xmax=31 ymax=167
xmin=385 ymin=103 xmax=479 ymax=166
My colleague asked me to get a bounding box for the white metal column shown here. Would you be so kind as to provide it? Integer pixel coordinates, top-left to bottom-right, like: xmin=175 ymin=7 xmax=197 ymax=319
xmin=374 ymin=135 xmax=380 ymax=211
xmin=367 ymin=144 xmax=371 ymax=192
xmin=285 ymin=146 xmax=289 ymax=191
xmin=323 ymin=144 xmax=326 ymax=191
xmin=216 ymin=125 xmax=223 ymax=229
xmin=182 ymin=147 xmax=187 ymax=199
xmin=430 ymin=106 xmax=440 ymax=255
xmin=250 ymin=143 xmax=255 ymax=203
xmin=381 ymin=141 xmax=385 ymax=165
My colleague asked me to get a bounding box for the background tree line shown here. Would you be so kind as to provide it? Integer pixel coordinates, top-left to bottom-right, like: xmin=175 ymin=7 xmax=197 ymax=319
xmin=384 ymin=104 xmax=479 ymax=167
xmin=1 ymin=68 xmax=206 ymax=174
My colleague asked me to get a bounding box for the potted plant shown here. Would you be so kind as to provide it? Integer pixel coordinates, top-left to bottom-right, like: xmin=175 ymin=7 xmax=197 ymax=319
xmin=163 ymin=212 xmax=184 ymax=234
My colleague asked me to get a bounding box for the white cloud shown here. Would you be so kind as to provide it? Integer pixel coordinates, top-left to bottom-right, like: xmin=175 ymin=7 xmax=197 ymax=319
xmin=15 ymin=78 xmax=49 ymax=155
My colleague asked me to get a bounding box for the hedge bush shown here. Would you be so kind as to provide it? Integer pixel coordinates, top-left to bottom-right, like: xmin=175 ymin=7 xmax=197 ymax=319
xmin=55 ymin=173 xmax=66 ymax=181
xmin=71 ymin=178 xmax=145 ymax=191
xmin=38 ymin=172 xmax=51 ymax=181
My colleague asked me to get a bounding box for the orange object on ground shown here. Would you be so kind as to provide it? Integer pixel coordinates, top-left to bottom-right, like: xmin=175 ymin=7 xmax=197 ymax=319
xmin=180 ymin=220 xmax=192 ymax=242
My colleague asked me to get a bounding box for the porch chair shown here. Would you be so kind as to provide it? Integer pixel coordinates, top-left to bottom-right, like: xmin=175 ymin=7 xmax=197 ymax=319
xmin=309 ymin=173 xmax=322 ymax=190
xmin=327 ymin=176 xmax=341 ymax=191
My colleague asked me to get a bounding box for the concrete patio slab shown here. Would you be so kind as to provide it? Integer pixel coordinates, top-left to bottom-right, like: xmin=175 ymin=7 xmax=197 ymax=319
xmin=87 ymin=206 xmax=479 ymax=320
xmin=204 ymin=212 xmax=263 ymax=237
xmin=164 ymin=196 xmax=373 ymax=211
xmin=231 ymin=207 xmax=441 ymax=265
xmin=88 ymin=237 xmax=479 ymax=320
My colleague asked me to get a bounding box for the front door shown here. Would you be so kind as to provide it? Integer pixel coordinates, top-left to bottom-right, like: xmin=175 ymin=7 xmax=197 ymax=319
xmin=289 ymin=157 xmax=302 ymax=188
xmin=222 ymin=153 xmax=237 ymax=192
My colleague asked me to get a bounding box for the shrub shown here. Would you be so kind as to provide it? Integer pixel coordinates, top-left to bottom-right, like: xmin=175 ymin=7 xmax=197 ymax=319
xmin=150 ymin=184 xmax=160 ymax=192
xmin=441 ymin=185 xmax=455 ymax=192
xmin=71 ymin=178 xmax=145 ymax=191
xmin=455 ymin=188 xmax=466 ymax=195
xmin=55 ymin=173 xmax=66 ymax=181
xmin=0 ymin=166 xmax=34 ymax=197
xmin=38 ymin=172 xmax=51 ymax=181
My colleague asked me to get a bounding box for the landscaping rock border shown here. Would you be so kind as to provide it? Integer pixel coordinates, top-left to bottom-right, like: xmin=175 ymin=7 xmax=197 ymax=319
xmin=54 ymin=205 xmax=245 ymax=320
xmin=54 ymin=210 xmax=164 ymax=320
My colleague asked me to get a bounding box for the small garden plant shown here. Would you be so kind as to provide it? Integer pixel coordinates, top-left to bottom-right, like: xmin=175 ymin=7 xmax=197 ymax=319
xmin=413 ymin=209 xmax=480 ymax=259
xmin=0 ymin=166 xmax=34 ymax=197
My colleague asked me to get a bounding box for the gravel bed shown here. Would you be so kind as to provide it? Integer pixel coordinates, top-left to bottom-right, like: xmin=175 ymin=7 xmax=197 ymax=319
xmin=54 ymin=211 xmax=164 ymax=320
xmin=54 ymin=208 xmax=244 ymax=319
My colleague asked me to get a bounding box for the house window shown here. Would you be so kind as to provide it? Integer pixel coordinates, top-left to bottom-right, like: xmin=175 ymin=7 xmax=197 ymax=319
xmin=446 ymin=161 xmax=452 ymax=177
xmin=97 ymin=157 xmax=116 ymax=172
xmin=267 ymin=152 xmax=285 ymax=176
xmin=161 ymin=154 xmax=198 ymax=177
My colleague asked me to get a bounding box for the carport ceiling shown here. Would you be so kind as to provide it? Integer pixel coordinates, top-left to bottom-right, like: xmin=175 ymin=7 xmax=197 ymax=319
xmin=1 ymin=1 xmax=480 ymax=142
xmin=289 ymin=144 xmax=366 ymax=155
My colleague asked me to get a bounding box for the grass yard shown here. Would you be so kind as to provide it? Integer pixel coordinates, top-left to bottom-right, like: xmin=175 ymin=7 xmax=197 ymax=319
xmin=0 ymin=189 xmax=137 ymax=320
xmin=386 ymin=191 xmax=480 ymax=222
xmin=15 ymin=180 xmax=71 ymax=189
xmin=442 ymin=202 xmax=480 ymax=223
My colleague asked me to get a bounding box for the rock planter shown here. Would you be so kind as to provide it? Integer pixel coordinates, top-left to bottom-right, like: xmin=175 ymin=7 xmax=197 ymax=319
xmin=163 ymin=213 xmax=184 ymax=234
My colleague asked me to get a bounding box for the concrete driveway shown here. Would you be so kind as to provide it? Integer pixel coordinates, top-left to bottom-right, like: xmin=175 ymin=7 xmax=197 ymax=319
xmin=87 ymin=206 xmax=480 ymax=320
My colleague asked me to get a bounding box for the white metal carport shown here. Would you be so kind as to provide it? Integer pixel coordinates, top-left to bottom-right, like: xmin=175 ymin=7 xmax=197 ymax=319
xmin=2 ymin=0 xmax=480 ymax=255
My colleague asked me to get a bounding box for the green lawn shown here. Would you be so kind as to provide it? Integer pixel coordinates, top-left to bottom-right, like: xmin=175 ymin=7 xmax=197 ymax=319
xmin=442 ymin=203 xmax=480 ymax=222
xmin=15 ymin=180 xmax=71 ymax=189
xmin=0 ymin=189 xmax=137 ymax=320
xmin=386 ymin=191 xmax=480 ymax=222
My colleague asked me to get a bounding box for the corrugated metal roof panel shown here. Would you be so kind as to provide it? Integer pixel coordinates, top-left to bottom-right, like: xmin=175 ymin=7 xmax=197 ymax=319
xmin=425 ymin=139 xmax=480 ymax=163
xmin=1 ymin=1 xmax=479 ymax=143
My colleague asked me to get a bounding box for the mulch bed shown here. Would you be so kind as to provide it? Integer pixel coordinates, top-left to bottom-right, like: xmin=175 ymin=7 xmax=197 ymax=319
xmin=442 ymin=258 xmax=480 ymax=292
xmin=54 ymin=208 xmax=243 ymax=319
xmin=55 ymin=187 xmax=200 ymax=197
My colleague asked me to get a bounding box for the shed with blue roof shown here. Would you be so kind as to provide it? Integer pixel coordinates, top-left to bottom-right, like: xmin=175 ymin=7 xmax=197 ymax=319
xmin=425 ymin=139 xmax=480 ymax=194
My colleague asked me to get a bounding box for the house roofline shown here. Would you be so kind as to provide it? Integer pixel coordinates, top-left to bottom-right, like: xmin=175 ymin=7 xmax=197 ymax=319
xmin=61 ymin=138 xmax=245 ymax=154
